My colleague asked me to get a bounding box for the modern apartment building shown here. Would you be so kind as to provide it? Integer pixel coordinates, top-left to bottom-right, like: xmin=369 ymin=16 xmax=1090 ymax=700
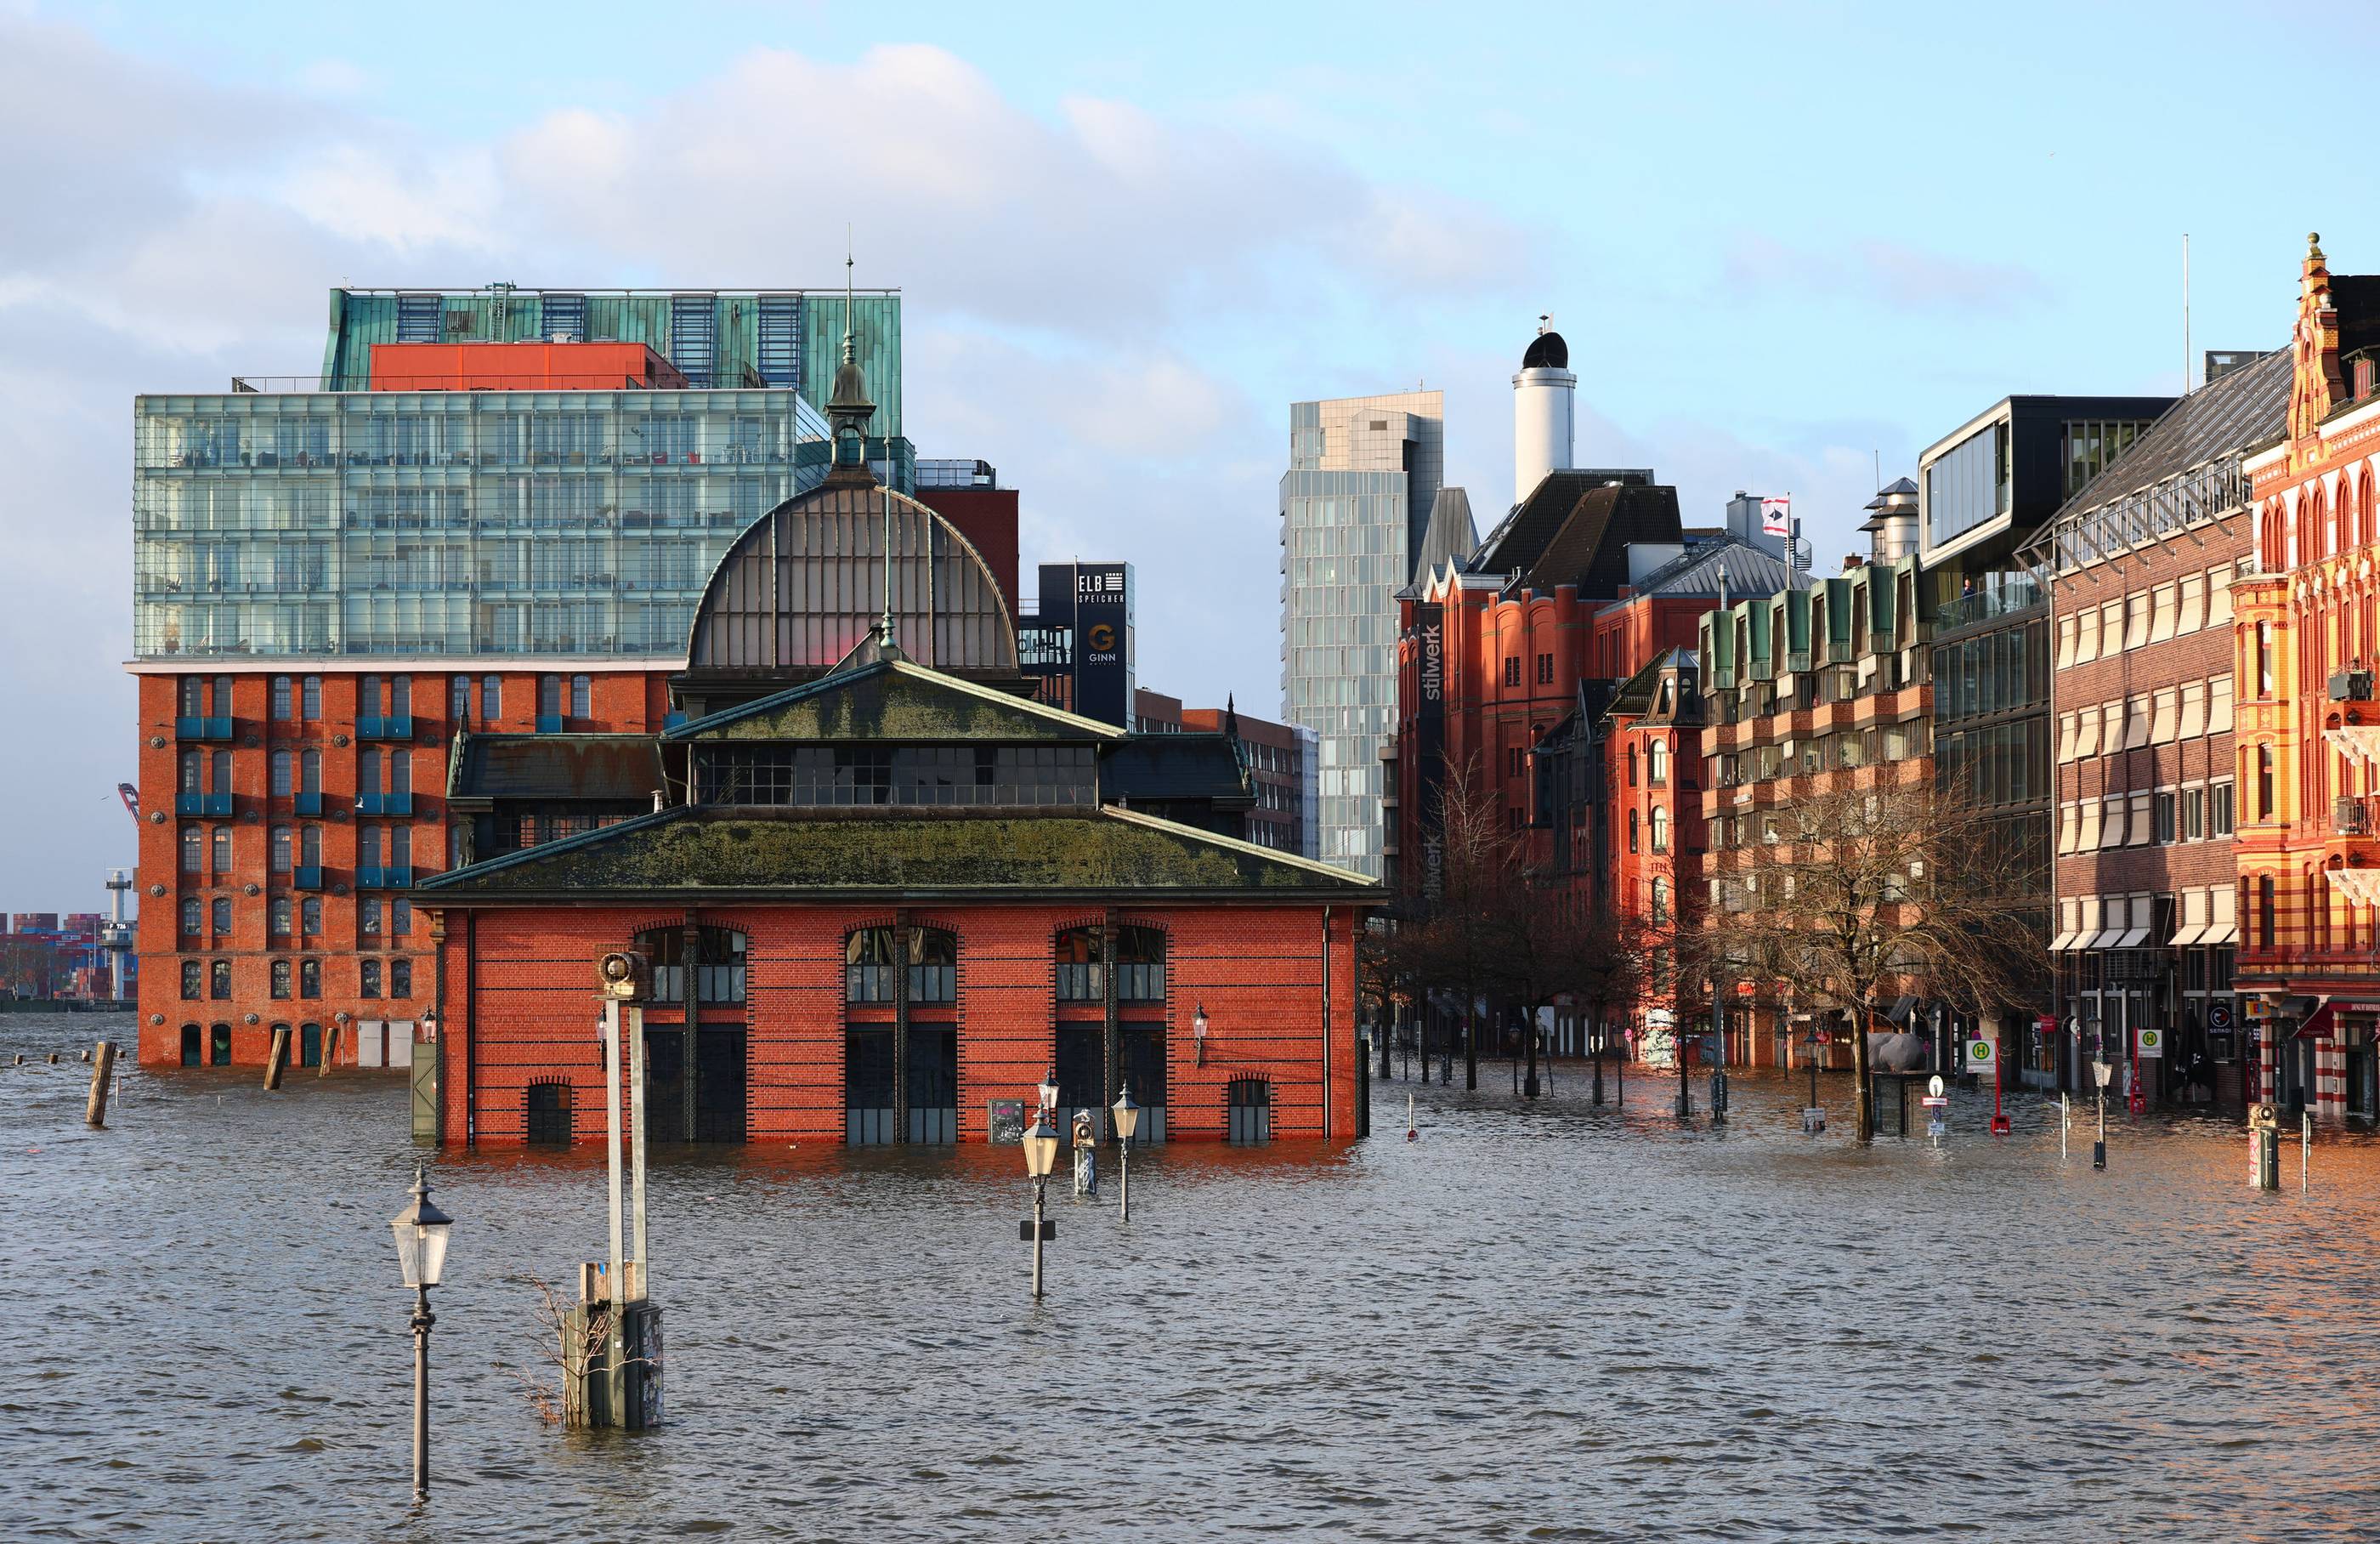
xmin=1279 ymin=389 xmax=1445 ymax=877
xmin=2038 ymin=349 xmax=2281 ymax=1108
xmin=134 ymin=285 xmax=905 ymax=1067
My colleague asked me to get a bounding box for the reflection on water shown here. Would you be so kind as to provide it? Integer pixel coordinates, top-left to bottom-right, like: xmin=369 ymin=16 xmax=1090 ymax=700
xmin=6 ymin=1013 xmax=2380 ymax=1541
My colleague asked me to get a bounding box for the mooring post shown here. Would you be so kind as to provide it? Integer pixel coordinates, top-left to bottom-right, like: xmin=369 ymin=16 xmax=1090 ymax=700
xmin=85 ymin=1040 xmax=116 ymax=1127
xmin=318 ymin=1022 xmax=340 ymax=1076
xmin=602 ymin=998 xmax=627 ymax=1424
xmin=263 ymin=1025 xmax=290 ymax=1091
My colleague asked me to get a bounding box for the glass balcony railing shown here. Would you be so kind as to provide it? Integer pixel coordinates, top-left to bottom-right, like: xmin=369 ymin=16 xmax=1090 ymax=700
xmin=176 ymin=792 xmax=234 ymax=816
xmin=357 ymin=790 xmax=414 ymax=816
xmin=294 ymin=791 xmax=323 ymax=815
xmin=355 ymin=865 xmax=412 ymax=889
xmin=175 ymin=715 xmax=233 ymax=741
xmin=354 ymin=715 xmax=413 ymax=740
xmin=1935 ymin=571 xmax=2047 ymax=632
xmin=536 ymin=714 xmax=567 ymax=734
xmin=293 ymin=865 xmax=324 ymax=890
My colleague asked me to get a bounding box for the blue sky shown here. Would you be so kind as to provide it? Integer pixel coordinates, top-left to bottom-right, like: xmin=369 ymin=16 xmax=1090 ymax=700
xmin=5 ymin=0 xmax=2377 ymax=905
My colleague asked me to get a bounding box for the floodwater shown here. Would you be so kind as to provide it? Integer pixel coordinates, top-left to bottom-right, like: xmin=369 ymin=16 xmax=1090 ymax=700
xmin=7 ymin=1013 xmax=2380 ymax=1543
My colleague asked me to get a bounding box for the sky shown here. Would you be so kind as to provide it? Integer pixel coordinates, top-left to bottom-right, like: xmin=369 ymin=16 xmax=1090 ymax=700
xmin=4 ymin=0 xmax=2377 ymax=910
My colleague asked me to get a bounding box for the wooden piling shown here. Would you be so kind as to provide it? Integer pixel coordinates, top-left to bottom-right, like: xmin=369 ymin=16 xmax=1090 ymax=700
xmin=86 ymin=1041 xmax=116 ymax=1127
xmin=264 ymin=1025 xmax=290 ymax=1091
xmin=318 ymin=1022 xmax=340 ymax=1076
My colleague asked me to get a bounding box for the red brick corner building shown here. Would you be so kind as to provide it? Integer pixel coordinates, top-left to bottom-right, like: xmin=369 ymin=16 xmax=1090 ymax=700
xmin=416 ymin=373 xmax=1379 ymax=1147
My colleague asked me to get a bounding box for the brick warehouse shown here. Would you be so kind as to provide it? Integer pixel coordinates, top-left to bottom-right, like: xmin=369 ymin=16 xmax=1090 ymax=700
xmin=411 ymin=348 xmax=1379 ymax=1145
xmin=418 ymin=643 xmax=1376 ymax=1147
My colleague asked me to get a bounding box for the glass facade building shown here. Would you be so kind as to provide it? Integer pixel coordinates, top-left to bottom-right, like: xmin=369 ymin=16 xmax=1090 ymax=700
xmin=134 ymin=389 xmax=839 ymax=658
xmin=1278 ymin=391 xmax=1443 ymax=877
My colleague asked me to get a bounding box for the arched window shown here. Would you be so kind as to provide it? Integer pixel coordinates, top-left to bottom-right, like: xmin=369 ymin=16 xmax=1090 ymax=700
xmin=271 ymin=959 xmax=291 ymax=999
xmin=1626 ymin=746 xmax=1639 ymax=786
xmin=1115 ymin=925 xmax=1165 ymax=1002
xmin=1647 ymin=740 xmax=1669 ymax=786
xmin=212 ymin=826 xmax=231 ymax=873
xmin=181 ymin=826 xmax=202 ymax=872
xmin=179 ymin=898 xmax=201 ymax=935
xmin=300 ymin=749 xmax=320 ymax=798
xmin=210 ymin=959 xmax=230 ymax=999
xmin=1227 ymin=1078 xmax=1273 ymax=1144
xmin=909 ymin=926 xmax=956 ymax=1004
xmin=271 ymin=826 xmax=292 ymax=873
xmin=846 ymin=927 xmax=897 ymax=1002
xmin=638 ymin=925 xmax=748 ymax=1003
xmin=272 ymin=675 xmax=292 ymax=720
xmin=572 ymin=674 xmax=592 ymax=720
xmin=1650 ymin=807 xmax=1671 ymax=853
xmin=2257 ymin=744 xmax=2276 ymax=820
xmin=299 ymin=958 xmax=320 ymax=998
xmin=1056 ymin=927 xmax=1103 ymax=1001
xmin=208 ymin=1023 xmax=231 ymax=1066
xmin=271 ymin=750 xmax=292 ymax=797
xmin=179 ymin=750 xmax=201 ymax=794
xmin=2255 ymin=622 xmax=2274 ymax=697
xmin=301 ymin=897 xmax=320 ymax=936
xmin=1628 ymin=810 xmax=1640 ymax=854
xmin=180 ymin=1023 xmax=201 ymax=1066
xmin=481 ymin=675 xmax=502 ymax=722
xmin=1650 ymin=876 xmax=1671 ymax=924
xmin=270 ymin=896 xmax=291 ymax=936
xmin=301 ymin=825 xmax=321 ymax=866
xmin=211 ymin=897 xmax=231 ymax=934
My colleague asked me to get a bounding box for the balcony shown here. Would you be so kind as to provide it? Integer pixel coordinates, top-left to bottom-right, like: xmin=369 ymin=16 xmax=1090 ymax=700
xmin=294 ymin=791 xmax=323 ymax=815
xmin=176 ymin=792 xmax=233 ymax=817
xmin=354 ymin=715 xmax=413 ymax=741
xmin=357 ymin=790 xmax=415 ymax=816
xmin=293 ymin=865 xmax=324 ymax=890
xmin=354 ymin=865 xmax=412 ymax=889
xmin=536 ymin=713 xmax=567 ymax=734
xmin=175 ymin=715 xmax=233 ymax=741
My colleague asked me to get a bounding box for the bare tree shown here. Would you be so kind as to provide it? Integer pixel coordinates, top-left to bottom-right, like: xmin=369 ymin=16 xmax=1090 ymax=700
xmin=1702 ymin=779 xmax=2036 ymax=1143
xmin=1357 ymin=901 xmax=1429 ymax=1078
xmin=1415 ymin=757 xmax=1516 ymax=1092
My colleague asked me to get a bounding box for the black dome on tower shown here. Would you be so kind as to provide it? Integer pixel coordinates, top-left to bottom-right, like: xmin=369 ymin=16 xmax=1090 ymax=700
xmin=1522 ymin=330 xmax=1568 ymax=370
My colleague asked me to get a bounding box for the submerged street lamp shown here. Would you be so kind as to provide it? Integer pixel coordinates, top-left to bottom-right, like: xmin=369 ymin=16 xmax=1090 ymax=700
xmin=388 ymin=1166 xmax=453 ymax=1503
xmin=1021 ymin=1104 xmax=1060 ymax=1298
xmin=1111 ymin=1081 xmax=1141 ymax=1223
xmin=2091 ymin=1054 xmax=2114 ymax=1171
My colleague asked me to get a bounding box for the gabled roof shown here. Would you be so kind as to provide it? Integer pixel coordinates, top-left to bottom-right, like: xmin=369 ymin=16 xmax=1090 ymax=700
xmin=1475 ymin=477 xmax=1683 ymax=597
xmin=1601 ymin=647 xmax=1697 ymax=724
xmin=413 ymin=803 xmax=1380 ymax=904
xmin=1627 ymin=536 xmax=1799 ymax=598
xmin=447 ymin=734 xmax=663 ymax=803
xmin=2054 ymin=345 xmax=2291 ymax=519
xmin=665 ymin=654 xmax=1125 ymax=744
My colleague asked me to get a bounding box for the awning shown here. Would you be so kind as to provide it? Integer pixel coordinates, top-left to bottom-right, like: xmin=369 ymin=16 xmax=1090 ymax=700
xmin=1887 ymin=994 xmax=1918 ymax=1025
xmin=2202 ymin=921 xmax=2239 ymax=945
xmin=2048 ymin=929 xmax=2081 ymax=951
xmin=2325 ymin=725 xmax=2380 ymax=769
xmin=2168 ymin=922 xmax=2207 ymax=948
xmin=2076 ymin=929 xmax=2115 ymax=951
xmin=2328 ymin=867 xmax=2380 ymax=907
xmin=2111 ymin=926 xmax=2151 ymax=949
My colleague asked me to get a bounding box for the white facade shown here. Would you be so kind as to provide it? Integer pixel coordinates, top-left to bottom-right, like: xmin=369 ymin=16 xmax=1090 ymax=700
xmin=1512 ymin=365 xmax=1576 ymax=504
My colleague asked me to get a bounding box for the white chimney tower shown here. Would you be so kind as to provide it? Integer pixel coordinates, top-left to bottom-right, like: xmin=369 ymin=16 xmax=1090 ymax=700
xmin=1512 ymin=315 xmax=1576 ymax=502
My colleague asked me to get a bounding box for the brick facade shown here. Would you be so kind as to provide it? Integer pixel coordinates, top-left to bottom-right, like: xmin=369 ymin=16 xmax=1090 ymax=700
xmin=135 ymin=663 xmax=672 ymax=1067
xmin=433 ymin=903 xmax=1361 ymax=1144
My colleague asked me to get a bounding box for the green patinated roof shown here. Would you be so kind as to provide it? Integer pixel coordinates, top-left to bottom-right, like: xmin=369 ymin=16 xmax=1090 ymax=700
xmin=666 ymin=657 xmax=1124 ymax=746
xmin=416 ymin=803 xmax=1380 ymax=904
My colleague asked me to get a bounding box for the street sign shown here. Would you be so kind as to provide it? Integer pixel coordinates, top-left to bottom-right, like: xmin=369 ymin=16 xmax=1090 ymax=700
xmin=2136 ymin=1026 xmax=2166 ymax=1059
xmin=2036 ymin=1013 xmax=2058 ymax=1036
xmin=2207 ymin=1002 xmax=2235 ymax=1031
xmin=1928 ymin=1075 xmax=1946 ymax=1098
xmin=1814 ymin=1027 xmax=1832 ymax=1046
xmin=2244 ymin=999 xmax=2271 ymax=1020
xmin=1921 ymin=1095 xmax=1949 ymax=1109
xmin=1967 ymin=1038 xmax=1998 ymax=1071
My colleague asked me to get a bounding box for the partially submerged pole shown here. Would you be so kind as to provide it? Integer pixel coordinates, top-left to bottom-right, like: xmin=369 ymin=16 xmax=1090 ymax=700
xmin=264 ymin=1025 xmax=290 ymax=1091
xmin=85 ymin=1040 xmax=116 ymax=1127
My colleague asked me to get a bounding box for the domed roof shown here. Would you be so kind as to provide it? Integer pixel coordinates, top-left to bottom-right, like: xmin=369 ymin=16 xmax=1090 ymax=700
xmin=1522 ymin=330 xmax=1568 ymax=370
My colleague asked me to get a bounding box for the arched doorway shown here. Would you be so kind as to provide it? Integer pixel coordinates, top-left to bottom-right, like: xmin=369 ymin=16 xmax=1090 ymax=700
xmin=179 ymin=1023 xmax=201 ymax=1067
xmin=846 ymin=926 xmax=898 ymax=1144
xmin=300 ymin=1022 xmax=322 ymax=1068
xmin=209 ymin=1023 xmax=232 ymax=1067
xmin=907 ymin=927 xmax=958 ymax=1144
xmin=1117 ymin=925 xmax=1167 ymax=1144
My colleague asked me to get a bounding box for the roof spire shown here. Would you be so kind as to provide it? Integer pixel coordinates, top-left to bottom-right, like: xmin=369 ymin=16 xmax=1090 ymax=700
xmin=825 ymin=230 xmax=877 ymax=480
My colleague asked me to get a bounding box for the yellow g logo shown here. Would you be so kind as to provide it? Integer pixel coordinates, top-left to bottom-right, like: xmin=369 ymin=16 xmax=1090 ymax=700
xmin=1089 ymin=624 xmax=1117 ymax=650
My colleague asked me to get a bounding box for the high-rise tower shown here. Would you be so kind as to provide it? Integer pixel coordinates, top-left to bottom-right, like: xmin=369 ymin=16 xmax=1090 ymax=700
xmin=1512 ymin=317 xmax=1576 ymax=503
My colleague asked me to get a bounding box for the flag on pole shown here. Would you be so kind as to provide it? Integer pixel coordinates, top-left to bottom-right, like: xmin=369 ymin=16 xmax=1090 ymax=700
xmin=1760 ymin=495 xmax=1790 ymax=537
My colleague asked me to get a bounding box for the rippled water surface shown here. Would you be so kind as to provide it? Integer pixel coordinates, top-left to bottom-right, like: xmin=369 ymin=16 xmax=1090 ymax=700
xmin=7 ymin=1013 xmax=2380 ymax=1542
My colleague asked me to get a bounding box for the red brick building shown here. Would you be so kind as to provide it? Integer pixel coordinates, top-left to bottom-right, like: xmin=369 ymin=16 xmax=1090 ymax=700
xmin=2232 ymin=234 xmax=2380 ymax=1122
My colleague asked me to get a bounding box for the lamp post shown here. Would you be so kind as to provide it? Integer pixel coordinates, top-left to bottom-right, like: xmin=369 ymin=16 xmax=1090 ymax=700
xmin=1193 ymin=1003 xmax=1209 ymax=1069
xmin=1021 ymin=1104 xmax=1059 ymax=1297
xmin=1111 ymin=1081 xmax=1140 ymax=1222
xmin=388 ymin=1166 xmax=453 ymax=1503
xmin=2092 ymin=1053 xmax=2113 ymax=1170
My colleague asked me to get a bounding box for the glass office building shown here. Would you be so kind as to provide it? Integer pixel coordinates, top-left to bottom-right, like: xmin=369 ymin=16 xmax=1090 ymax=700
xmin=133 ymin=388 xmax=837 ymax=658
xmin=1278 ymin=390 xmax=1443 ymax=878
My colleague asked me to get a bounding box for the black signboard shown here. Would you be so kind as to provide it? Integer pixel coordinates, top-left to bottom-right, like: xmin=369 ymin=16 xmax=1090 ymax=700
xmin=1415 ymin=602 xmax=1446 ymax=895
xmin=1074 ymin=562 xmax=1132 ymax=727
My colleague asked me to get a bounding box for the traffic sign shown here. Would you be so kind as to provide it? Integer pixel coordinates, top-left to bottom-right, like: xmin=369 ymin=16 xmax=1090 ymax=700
xmin=1921 ymin=1095 xmax=1949 ymax=1109
xmin=1967 ymin=1038 xmax=1998 ymax=1070
xmin=2136 ymin=1026 xmax=2166 ymax=1059
xmin=1928 ymin=1075 xmax=1946 ymax=1098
